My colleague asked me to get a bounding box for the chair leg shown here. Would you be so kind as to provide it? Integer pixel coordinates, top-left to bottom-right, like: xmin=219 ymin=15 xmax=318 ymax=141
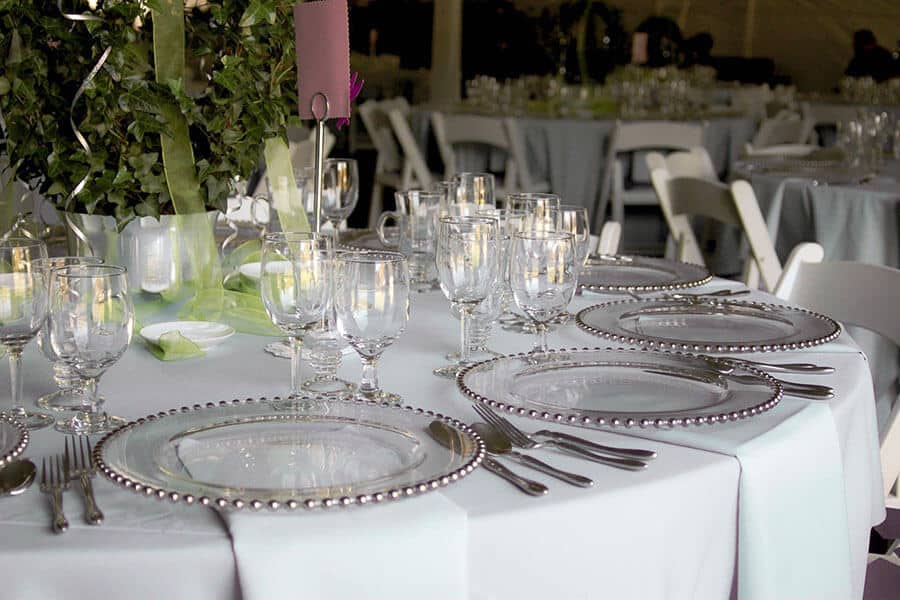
xmin=368 ymin=182 xmax=384 ymax=229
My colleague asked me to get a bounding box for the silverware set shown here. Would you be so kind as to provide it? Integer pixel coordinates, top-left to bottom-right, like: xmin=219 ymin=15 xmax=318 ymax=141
xmin=471 ymin=404 xmax=656 ymax=495
xmin=37 ymin=436 xmax=104 ymax=534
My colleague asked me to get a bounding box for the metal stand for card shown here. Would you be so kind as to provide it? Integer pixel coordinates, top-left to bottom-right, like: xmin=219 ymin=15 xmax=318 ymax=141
xmin=310 ymin=92 xmax=329 ymax=234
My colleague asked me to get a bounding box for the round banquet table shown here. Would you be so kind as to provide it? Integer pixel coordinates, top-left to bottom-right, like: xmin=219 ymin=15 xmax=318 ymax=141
xmin=0 ymin=280 xmax=884 ymax=600
xmin=410 ymin=109 xmax=756 ymax=210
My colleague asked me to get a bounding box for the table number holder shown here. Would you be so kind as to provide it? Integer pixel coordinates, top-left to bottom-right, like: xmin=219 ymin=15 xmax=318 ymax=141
xmin=294 ymin=0 xmax=351 ymax=233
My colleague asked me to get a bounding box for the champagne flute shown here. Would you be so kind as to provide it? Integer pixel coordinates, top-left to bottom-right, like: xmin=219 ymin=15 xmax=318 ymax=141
xmin=322 ymin=158 xmax=359 ymax=229
xmin=0 ymin=238 xmax=53 ymax=429
xmin=334 ymin=251 xmax=410 ymax=402
xmin=260 ymin=232 xmax=333 ymax=408
xmin=509 ymin=230 xmax=577 ymax=353
xmin=48 ymin=264 xmax=133 ymax=434
xmin=433 ymin=216 xmax=499 ymax=378
xmin=32 ymin=256 xmax=104 ymax=412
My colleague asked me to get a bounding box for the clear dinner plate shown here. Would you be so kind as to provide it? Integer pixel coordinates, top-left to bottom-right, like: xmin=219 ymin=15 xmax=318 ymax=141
xmin=578 ymin=255 xmax=711 ymax=293
xmin=576 ymin=299 xmax=841 ymax=353
xmin=0 ymin=413 xmax=28 ymax=468
xmin=457 ymin=348 xmax=783 ymax=428
xmin=95 ymin=397 xmax=483 ymax=511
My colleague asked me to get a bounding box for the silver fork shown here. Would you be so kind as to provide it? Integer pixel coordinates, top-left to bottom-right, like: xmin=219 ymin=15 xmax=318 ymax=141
xmin=40 ymin=457 xmax=69 ymax=534
xmin=66 ymin=437 xmax=104 ymax=525
xmin=473 ymin=404 xmax=648 ymax=471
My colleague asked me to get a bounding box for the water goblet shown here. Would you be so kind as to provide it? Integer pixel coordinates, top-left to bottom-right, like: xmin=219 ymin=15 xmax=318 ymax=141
xmin=557 ymin=204 xmax=591 ymax=270
xmin=509 ymin=230 xmax=577 ymax=353
xmin=334 ymin=251 xmax=410 ymax=402
xmin=32 ymin=256 xmax=104 ymax=412
xmin=503 ymin=192 xmax=561 ymax=232
xmin=322 ymin=158 xmax=359 ymax=229
xmin=433 ymin=216 xmax=500 ymax=378
xmin=0 ymin=238 xmax=54 ymax=429
xmin=48 ymin=265 xmax=133 ymax=434
xmin=260 ymin=232 xmax=333 ymax=408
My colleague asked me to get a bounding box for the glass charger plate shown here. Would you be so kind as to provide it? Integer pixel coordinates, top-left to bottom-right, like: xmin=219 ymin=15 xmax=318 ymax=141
xmin=576 ymin=299 xmax=841 ymax=353
xmin=94 ymin=397 xmax=483 ymax=512
xmin=0 ymin=413 xmax=28 ymax=468
xmin=457 ymin=348 xmax=782 ymax=428
xmin=578 ymin=255 xmax=711 ymax=293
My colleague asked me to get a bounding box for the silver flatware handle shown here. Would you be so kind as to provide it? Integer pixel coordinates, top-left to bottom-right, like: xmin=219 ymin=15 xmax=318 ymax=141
xmin=482 ymin=456 xmax=548 ymax=496
xmin=507 ymin=451 xmax=593 ymax=487
xmin=535 ymin=430 xmax=657 ymax=460
xmin=50 ymin=488 xmax=69 ymax=534
xmin=80 ymin=474 xmax=104 ymax=525
xmin=732 ymin=359 xmax=834 ymax=374
xmin=779 ymin=382 xmax=835 ymax=399
xmin=550 ymin=440 xmax=648 ymax=471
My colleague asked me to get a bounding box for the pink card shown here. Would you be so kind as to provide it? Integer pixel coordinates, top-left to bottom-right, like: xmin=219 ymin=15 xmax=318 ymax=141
xmin=294 ymin=0 xmax=350 ymax=121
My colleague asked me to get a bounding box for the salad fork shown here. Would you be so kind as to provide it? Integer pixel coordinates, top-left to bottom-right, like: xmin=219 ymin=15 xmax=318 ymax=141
xmin=66 ymin=436 xmax=104 ymax=525
xmin=40 ymin=456 xmax=69 ymax=534
xmin=473 ymin=404 xmax=649 ymax=470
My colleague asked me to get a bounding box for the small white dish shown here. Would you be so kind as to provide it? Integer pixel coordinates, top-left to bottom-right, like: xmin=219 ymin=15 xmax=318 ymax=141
xmin=140 ymin=321 xmax=236 ymax=350
xmin=238 ymin=260 xmax=291 ymax=282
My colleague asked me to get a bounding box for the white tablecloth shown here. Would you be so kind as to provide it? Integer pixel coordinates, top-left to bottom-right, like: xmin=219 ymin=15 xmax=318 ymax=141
xmin=0 ymin=281 xmax=884 ymax=599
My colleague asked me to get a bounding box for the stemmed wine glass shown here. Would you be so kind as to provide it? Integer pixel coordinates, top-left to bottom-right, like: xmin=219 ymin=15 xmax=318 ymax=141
xmin=334 ymin=251 xmax=410 ymax=402
xmin=433 ymin=216 xmax=499 ymax=378
xmin=0 ymin=237 xmax=54 ymax=429
xmin=48 ymin=264 xmax=133 ymax=434
xmin=322 ymin=158 xmax=359 ymax=230
xmin=33 ymin=256 xmax=104 ymax=412
xmin=558 ymin=205 xmax=591 ymax=269
xmin=259 ymin=232 xmax=333 ymax=408
xmin=509 ymin=230 xmax=577 ymax=353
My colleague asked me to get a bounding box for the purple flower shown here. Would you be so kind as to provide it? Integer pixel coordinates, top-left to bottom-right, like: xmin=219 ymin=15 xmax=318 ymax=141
xmin=337 ymin=71 xmax=364 ymax=130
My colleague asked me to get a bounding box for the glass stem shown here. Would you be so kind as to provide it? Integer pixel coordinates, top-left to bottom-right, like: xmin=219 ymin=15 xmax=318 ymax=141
xmin=81 ymin=377 xmax=99 ymax=415
xmin=8 ymin=348 xmax=24 ymax=418
xmin=537 ymin=322 xmax=549 ymax=353
xmin=359 ymin=355 xmax=379 ymax=393
xmin=290 ymin=337 xmax=302 ymax=397
xmin=459 ymin=305 xmax=472 ymax=365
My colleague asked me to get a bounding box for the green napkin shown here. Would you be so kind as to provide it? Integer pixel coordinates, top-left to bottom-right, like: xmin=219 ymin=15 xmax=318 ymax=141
xmin=179 ymin=288 xmax=280 ymax=337
xmin=143 ymin=330 xmax=205 ymax=361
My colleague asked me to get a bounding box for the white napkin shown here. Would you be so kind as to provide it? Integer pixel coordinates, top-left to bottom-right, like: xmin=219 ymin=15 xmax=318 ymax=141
xmin=224 ymin=493 xmax=467 ymax=600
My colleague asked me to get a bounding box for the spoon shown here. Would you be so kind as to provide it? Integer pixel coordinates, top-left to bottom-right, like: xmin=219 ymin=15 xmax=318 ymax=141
xmin=0 ymin=459 xmax=36 ymax=497
xmin=473 ymin=423 xmax=593 ymax=488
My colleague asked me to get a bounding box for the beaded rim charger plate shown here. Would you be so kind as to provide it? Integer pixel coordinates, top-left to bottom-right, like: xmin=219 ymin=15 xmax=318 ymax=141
xmin=575 ymin=299 xmax=841 ymax=353
xmin=94 ymin=397 xmax=483 ymax=512
xmin=0 ymin=413 xmax=28 ymax=468
xmin=578 ymin=255 xmax=711 ymax=293
xmin=457 ymin=347 xmax=783 ymax=429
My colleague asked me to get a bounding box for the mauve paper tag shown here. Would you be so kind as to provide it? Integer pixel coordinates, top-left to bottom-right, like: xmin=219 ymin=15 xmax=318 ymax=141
xmin=294 ymin=0 xmax=350 ymax=121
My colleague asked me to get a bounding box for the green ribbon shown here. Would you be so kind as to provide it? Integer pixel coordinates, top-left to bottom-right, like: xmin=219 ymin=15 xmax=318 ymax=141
xmin=264 ymin=137 xmax=310 ymax=232
xmin=143 ymin=331 xmax=206 ymax=361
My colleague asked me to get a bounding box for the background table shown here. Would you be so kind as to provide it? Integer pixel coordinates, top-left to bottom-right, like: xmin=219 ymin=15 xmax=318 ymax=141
xmin=0 ymin=282 xmax=883 ymax=600
xmin=411 ymin=110 xmax=756 ymax=210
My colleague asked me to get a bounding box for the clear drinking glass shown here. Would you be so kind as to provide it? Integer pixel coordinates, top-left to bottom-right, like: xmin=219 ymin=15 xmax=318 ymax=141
xmin=334 ymin=251 xmax=410 ymax=402
xmin=393 ymin=190 xmax=442 ymax=291
xmin=452 ymin=172 xmax=495 ymax=207
xmin=322 ymin=158 xmax=359 ymax=229
xmin=0 ymin=238 xmax=53 ymax=429
xmin=509 ymin=230 xmax=577 ymax=353
xmin=503 ymin=192 xmax=561 ymax=232
xmin=433 ymin=216 xmax=499 ymax=378
xmin=557 ymin=204 xmax=591 ymax=269
xmin=32 ymin=256 xmax=104 ymax=412
xmin=260 ymin=232 xmax=333 ymax=407
xmin=48 ymin=264 xmax=133 ymax=434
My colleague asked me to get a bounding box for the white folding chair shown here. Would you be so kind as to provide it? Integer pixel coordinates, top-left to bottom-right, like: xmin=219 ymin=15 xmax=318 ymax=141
xmin=749 ymin=114 xmax=815 ymax=149
xmin=774 ymin=243 xmax=900 ymax=510
xmin=596 ymin=221 xmax=621 ymax=256
xmin=430 ymin=112 xmax=549 ymax=198
xmin=743 ymin=143 xmax=820 ymax=157
xmin=358 ymin=98 xmax=411 ymax=226
xmin=646 ymin=148 xmax=718 ymax=262
xmin=596 ymin=121 xmax=706 ymax=240
xmin=650 ymin=169 xmax=781 ymax=289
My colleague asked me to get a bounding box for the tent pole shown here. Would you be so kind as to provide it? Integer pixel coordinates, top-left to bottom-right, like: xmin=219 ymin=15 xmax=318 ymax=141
xmin=743 ymin=0 xmax=757 ymax=57
xmin=430 ymin=0 xmax=463 ymax=106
